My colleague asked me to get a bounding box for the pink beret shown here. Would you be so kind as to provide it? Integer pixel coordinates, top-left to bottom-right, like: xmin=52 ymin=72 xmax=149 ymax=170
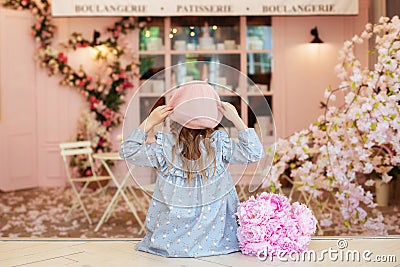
xmin=168 ymin=81 xmax=223 ymax=129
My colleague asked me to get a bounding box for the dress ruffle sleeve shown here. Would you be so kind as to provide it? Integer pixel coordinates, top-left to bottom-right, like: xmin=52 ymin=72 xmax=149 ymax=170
xmin=218 ymin=128 xmax=263 ymax=165
xmin=119 ymin=128 xmax=159 ymax=168
xmin=154 ymin=132 xmax=186 ymax=178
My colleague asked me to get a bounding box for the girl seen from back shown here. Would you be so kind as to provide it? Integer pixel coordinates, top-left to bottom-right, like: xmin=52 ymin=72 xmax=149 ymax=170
xmin=120 ymin=81 xmax=263 ymax=257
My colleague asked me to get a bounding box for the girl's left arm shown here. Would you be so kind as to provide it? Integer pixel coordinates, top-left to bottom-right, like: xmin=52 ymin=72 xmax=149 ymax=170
xmin=218 ymin=102 xmax=264 ymax=164
xmin=222 ymin=128 xmax=264 ymax=165
xmin=119 ymin=128 xmax=159 ymax=167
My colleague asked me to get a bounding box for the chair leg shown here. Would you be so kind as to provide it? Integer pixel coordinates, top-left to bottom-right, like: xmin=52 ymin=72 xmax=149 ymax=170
xmin=66 ymin=188 xmax=82 ymax=221
xmin=120 ymin=189 xmax=146 ymax=235
xmin=97 ymin=182 xmax=110 ymax=196
xmin=95 ymin=184 xmax=125 ymax=232
xmin=105 ymin=192 xmax=122 ymax=222
xmin=67 ymin=181 xmax=93 ymax=224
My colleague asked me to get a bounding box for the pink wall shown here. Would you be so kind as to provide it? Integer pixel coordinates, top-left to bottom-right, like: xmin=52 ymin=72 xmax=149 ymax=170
xmin=272 ymin=0 xmax=369 ymax=138
xmin=0 ymin=11 xmax=126 ymax=190
xmin=0 ymin=0 xmax=369 ymax=189
xmin=0 ymin=9 xmax=38 ymax=191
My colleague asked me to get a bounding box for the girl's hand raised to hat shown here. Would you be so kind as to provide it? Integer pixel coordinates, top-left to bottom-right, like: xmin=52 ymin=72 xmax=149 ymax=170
xmin=139 ymin=105 xmax=173 ymax=133
xmin=219 ymin=102 xmax=247 ymax=131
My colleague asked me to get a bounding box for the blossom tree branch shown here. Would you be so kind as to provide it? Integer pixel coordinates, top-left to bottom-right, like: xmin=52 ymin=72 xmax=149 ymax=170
xmin=263 ymin=16 xmax=400 ymax=235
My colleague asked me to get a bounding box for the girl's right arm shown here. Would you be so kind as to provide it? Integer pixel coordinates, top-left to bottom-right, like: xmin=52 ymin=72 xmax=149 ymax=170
xmin=119 ymin=105 xmax=172 ymax=167
xmin=138 ymin=105 xmax=173 ymax=134
xmin=119 ymin=129 xmax=158 ymax=167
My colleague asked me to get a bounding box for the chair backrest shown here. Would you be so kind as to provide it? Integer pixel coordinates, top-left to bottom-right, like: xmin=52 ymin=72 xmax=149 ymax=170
xmin=59 ymin=141 xmax=96 ymax=179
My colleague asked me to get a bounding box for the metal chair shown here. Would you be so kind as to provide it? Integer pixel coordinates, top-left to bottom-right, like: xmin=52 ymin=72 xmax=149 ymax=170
xmin=59 ymin=141 xmax=111 ymax=224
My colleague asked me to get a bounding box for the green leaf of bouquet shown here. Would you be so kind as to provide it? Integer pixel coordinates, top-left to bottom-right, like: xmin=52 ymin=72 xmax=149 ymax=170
xmin=270 ymin=183 xmax=276 ymax=193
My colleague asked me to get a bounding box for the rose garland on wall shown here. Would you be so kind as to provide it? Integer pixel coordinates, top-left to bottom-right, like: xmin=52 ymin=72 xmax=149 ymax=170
xmin=263 ymin=16 xmax=400 ymax=235
xmin=3 ymin=0 xmax=142 ymax=176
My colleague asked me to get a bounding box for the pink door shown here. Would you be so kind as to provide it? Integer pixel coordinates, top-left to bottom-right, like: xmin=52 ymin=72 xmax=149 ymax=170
xmin=0 ymin=8 xmax=38 ymax=191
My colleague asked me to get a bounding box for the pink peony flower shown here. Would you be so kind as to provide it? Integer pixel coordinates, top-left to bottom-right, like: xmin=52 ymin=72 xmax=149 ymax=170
xmin=240 ymin=241 xmax=270 ymax=256
xmin=237 ymin=196 xmax=262 ymax=226
xmin=291 ymin=202 xmax=317 ymax=235
xmin=237 ymin=225 xmax=265 ymax=244
xmin=265 ymin=193 xmax=291 ymax=215
xmin=236 ymin=193 xmax=317 ymax=257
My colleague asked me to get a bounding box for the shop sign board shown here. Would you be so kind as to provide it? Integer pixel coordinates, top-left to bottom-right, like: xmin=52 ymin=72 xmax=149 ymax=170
xmin=52 ymin=0 xmax=358 ymax=17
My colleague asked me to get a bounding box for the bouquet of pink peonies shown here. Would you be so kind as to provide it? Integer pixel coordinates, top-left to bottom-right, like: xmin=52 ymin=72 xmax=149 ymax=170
xmin=236 ymin=192 xmax=317 ymax=256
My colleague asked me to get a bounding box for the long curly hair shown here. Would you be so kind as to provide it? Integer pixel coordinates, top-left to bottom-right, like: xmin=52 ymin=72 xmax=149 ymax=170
xmin=169 ymin=121 xmax=216 ymax=182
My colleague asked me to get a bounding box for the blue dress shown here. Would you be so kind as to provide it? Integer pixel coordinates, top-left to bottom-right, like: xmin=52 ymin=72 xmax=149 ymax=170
xmin=119 ymin=128 xmax=263 ymax=257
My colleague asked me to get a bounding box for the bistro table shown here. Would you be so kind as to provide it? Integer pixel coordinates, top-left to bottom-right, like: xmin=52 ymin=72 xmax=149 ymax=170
xmin=93 ymin=152 xmax=149 ymax=234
